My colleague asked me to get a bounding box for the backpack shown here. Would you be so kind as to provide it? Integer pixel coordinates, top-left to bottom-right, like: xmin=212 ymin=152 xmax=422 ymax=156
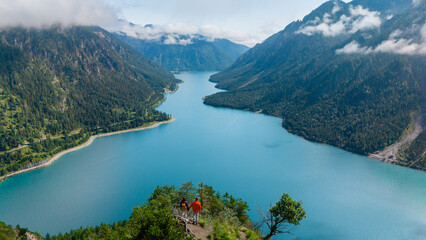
xmin=181 ymin=202 xmax=187 ymax=211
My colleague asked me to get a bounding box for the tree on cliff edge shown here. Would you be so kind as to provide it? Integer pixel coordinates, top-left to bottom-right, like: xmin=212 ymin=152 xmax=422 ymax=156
xmin=260 ymin=193 xmax=306 ymax=240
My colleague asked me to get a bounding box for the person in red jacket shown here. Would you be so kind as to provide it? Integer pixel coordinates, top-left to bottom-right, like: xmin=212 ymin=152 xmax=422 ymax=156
xmin=188 ymin=197 xmax=201 ymax=224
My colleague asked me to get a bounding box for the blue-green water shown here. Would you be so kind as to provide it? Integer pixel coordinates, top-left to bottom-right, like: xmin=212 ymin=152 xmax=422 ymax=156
xmin=0 ymin=72 xmax=425 ymax=239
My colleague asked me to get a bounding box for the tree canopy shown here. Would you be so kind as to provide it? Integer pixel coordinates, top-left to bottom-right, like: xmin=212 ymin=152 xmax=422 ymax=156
xmin=260 ymin=193 xmax=306 ymax=240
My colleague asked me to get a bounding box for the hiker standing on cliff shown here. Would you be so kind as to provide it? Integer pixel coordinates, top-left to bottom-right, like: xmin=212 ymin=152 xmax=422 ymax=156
xmin=180 ymin=198 xmax=189 ymax=218
xmin=188 ymin=197 xmax=201 ymax=225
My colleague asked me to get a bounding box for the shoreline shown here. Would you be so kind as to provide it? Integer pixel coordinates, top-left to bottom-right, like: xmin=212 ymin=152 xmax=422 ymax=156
xmin=368 ymin=115 xmax=423 ymax=164
xmin=0 ymin=118 xmax=175 ymax=183
xmin=204 ymin=101 xmax=425 ymax=172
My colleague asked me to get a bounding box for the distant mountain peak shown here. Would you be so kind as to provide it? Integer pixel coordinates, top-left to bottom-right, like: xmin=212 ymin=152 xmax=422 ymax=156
xmin=296 ymin=1 xmax=382 ymax=37
xmin=109 ymin=20 xmax=249 ymax=71
xmin=337 ymin=1 xmax=426 ymax=55
xmin=108 ymin=21 xmax=217 ymax=46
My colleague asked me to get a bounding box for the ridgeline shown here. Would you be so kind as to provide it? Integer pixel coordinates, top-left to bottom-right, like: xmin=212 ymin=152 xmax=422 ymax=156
xmin=0 ymin=26 xmax=180 ymax=178
xmin=203 ymin=0 xmax=425 ymax=170
xmin=114 ymin=27 xmax=249 ymax=71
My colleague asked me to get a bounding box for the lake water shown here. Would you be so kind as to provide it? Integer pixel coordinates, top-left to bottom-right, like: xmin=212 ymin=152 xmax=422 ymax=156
xmin=0 ymin=72 xmax=425 ymax=240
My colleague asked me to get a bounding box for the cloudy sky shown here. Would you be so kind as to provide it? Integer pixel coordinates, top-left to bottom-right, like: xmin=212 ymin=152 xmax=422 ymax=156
xmin=0 ymin=0 xmax=424 ymax=54
xmin=0 ymin=0 xmax=336 ymax=46
xmin=103 ymin=0 xmax=332 ymax=46
xmin=2 ymin=0 xmax=422 ymax=51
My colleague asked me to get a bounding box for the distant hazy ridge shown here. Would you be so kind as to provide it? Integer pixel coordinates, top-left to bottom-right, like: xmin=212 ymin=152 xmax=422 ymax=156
xmin=114 ymin=27 xmax=249 ymax=71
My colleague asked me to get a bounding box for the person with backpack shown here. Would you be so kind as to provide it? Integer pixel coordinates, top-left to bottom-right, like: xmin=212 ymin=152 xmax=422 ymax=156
xmin=180 ymin=198 xmax=189 ymax=218
xmin=188 ymin=197 xmax=201 ymax=225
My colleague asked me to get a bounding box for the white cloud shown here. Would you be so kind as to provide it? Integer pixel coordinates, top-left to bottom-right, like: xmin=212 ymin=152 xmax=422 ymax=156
xmin=0 ymin=0 xmax=117 ymax=28
xmin=336 ymin=23 xmax=426 ymax=55
xmin=331 ymin=1 xmax=342 ymax=14
xmin=349 ymin=5 xmax=381 ymax=33
xmin=104 ymin=0 xmax=331 ymax=47
xmin=163 ymin=35 xmax=178 ymax=45
xmin=336 ymin=40 xmax=372 ymax=54
xmin=107 ymin=21 xmax=254 ymax=46
xmin=296 ymin=4 xmax=382 ymax=37
xmin=298 ymin=20 xmax=346 ymax=37
xmin=374 ymin=24 xmax=426 ymax=55
xmin=389 ymin=30 xmax=403 ymax=39
xmin=374 ymin=38 xmax=425 ymax=54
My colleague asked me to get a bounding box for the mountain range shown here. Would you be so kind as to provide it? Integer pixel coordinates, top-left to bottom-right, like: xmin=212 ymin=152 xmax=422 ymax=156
xmin=0 ymin=26 xmax=178 ymax=176
xmin=111 ymin=23 xmax=249 ymax=71
xmin=0 ymin=0 xmax=424 ymax=175
xmin=204 ymin=0 xmax=425 ymax=170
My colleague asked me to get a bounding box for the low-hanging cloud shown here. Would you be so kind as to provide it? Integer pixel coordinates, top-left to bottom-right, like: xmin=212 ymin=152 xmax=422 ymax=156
xmin=296 ymin=3 xmax=381 ymax=37
xmin=331 ymin=2 xmax=342 ymax=14
xmin=107 ymin=21 xmax=254 ymax=46
xmin=349 ymin=5 xmax=382 ymax=33
xmin=336 ymin=40 xmax=373 ymax=54
xmin=0 ymin=0 xmax=117 ymax=28
xmin=336 ymin=23 xmax=426 ymax=55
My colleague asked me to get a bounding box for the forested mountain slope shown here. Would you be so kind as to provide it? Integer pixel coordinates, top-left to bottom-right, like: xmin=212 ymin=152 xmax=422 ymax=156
xmin=112 ymin=24 xmax=249 ymax=71
xmin=0 ymin=26 xmax=179 ymax=177
xmin=204 ymin=0 xmax=425 ymax=170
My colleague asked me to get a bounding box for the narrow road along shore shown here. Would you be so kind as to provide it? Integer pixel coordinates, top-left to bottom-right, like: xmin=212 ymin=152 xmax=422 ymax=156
xmin=0 ymin=118 xmax=175 ymax=182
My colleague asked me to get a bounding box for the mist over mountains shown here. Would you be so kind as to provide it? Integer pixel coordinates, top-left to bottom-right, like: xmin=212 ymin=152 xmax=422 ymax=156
xmin=110 ymin=21 xmax=250 ymax=71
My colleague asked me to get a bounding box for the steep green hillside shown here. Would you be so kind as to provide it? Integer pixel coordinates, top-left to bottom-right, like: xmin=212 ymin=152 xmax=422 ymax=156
xmin=0 ymin=26 xmax=179 ymax=177
xmin=204 ymin=0 xmax=425 ymax=170
xmin=115 ymin=32 xmax=249 ymax=71
xmin=0 ymin=222 xmax=44 ymax=240
xmin=398 ymin=129 xmax=426 ymax=170
xmin=0 ymin=183 xmax=266 ymax=240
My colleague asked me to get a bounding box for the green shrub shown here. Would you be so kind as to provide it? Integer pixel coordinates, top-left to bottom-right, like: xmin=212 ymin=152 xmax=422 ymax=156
xmin=212 ymin=221 xmax=244 ymax=240
xmin=243 ymin=228 xmax=262 ymax=240
xmin=199 ymin=218 xmax=207 ymax=228
xmin=0 ymin=222 xmax=17 ymax=240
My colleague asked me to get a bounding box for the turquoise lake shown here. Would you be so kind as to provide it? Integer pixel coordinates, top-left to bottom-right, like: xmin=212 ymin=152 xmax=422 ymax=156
xmin=0 ymin=72 xmax=425 ymax=239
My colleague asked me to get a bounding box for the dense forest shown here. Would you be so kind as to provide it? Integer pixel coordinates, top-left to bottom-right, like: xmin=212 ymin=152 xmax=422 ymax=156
xmin=114 ymin=30 xmax=249 ymax=71
xmin=0 ymin=26 xmax=179 ymax=177
xmin=204 ymin=0 xmax=425 ymax=170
